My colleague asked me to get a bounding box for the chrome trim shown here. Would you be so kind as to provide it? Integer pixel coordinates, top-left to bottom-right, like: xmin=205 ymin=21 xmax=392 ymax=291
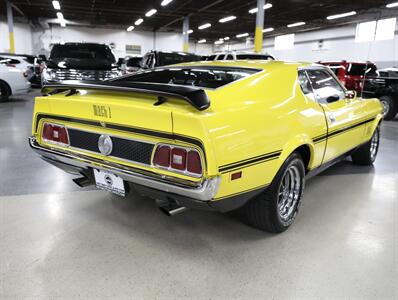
xmin=29 ymin=136 xmax=220 ymax=201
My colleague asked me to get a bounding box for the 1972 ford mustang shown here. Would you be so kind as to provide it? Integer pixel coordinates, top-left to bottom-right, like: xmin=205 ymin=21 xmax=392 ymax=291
xmin=29 ymin=61 xmax=383 ymax=233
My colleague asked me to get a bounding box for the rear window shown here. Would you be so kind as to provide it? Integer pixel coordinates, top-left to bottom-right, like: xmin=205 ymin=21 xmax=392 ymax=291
xmin=115 ymin=66 xmax=261 ymax=89
xmin=236 ymin=54 xmax=273 ymax=60
xmin=347 ymin=64 xmax=377 ymax=76
xmin=157 ymin=53 xmax=201 ymax=67
xmin=50 ymin=44 xmax=115 ymax=62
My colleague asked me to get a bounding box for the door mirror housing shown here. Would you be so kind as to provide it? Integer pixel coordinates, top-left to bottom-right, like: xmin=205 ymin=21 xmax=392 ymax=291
xmin=345 ymin=90 xmax=356 ymax=99
xmin=326 ymin=95 xmax=340 ymax=103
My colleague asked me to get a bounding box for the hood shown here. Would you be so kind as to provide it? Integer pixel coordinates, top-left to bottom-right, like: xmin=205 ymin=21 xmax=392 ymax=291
xmin=46 ymin=58 xmax=117 ymax=70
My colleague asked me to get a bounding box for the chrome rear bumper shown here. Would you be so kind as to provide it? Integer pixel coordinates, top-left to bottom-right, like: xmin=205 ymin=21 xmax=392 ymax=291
xmin=29 ymin=136 xmax=220 ymax=201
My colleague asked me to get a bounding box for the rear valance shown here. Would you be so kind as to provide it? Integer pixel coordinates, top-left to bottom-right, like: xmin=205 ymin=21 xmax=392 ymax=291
xmin=41 ymin=80 xmax=211 ymax=111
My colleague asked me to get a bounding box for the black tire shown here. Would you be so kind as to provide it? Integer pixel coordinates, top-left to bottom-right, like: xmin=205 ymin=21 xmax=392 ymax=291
xmin=0 ymin=81 xmax=11 ymax=102
xmin=351 ymin=126 xmax=380 ymax=165
xmin=244 ymin=152 xmax=305 ymax=233
xmin=380 ymin=96 xmax=397 ymax=121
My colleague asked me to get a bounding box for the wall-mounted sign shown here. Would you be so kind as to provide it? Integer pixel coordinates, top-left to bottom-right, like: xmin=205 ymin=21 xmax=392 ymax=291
xmin=126 ymin=44 xmax=142 ymax=55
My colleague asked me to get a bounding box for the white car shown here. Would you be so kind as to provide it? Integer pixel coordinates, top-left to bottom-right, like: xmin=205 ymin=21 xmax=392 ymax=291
xmin=0 ymin=54 xmax=35 ymax=81
xmin=0 ymin=64 xmax=31 ymax=102
xmin=206 ymin=51 xmax=275 ymax=61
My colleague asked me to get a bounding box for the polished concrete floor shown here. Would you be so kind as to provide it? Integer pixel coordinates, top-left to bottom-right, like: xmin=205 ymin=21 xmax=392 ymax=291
xmin=0 ymin=91 xmax=397 ymax=299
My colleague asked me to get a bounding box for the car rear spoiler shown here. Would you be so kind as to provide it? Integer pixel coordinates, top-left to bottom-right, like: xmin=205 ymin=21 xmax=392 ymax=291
xmin=41 ymin=80 xmax=211 ymax=111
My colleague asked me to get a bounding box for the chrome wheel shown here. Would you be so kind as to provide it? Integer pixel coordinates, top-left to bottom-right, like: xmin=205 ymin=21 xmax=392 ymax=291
xmin=370 ymin=129 xmax=379 ymax=161
xmin=381 ymin=100 xmax=390 ymax=117
xmin=277 ymin=165 xmax=302 ymax=221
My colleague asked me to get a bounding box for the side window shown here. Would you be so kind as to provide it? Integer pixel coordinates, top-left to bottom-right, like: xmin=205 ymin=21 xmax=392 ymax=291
xmin=298 ymin=70 xmax=316 ymax=101
xmin=306 ymin=69 xmax=345 ymax=104
xmin=226 ymin=54 xmax=234 ymax=60
xmin=217 ymin=54 xmax=225 ymax=60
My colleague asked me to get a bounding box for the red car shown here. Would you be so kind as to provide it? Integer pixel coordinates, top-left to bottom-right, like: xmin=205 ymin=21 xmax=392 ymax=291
xmin=319 ymin=61 xmax=378 ymax=93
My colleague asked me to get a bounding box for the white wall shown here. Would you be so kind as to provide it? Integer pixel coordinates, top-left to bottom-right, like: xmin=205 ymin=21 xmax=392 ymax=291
xmin=214 ymin=25 xmax=398 ymax=68
xmin=30 ymin=25 xmax=184 ymax=59
xmin=0 ymin=21 xmax=33 ymax=54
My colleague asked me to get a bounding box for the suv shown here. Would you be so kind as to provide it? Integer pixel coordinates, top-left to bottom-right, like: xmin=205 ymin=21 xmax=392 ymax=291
xmin=42 ymin=43 xmax=120 ymax=85
xmin=319 ymin=61 xmax=378 ymax=93
xmin=206 ymin=51 xmax=275 ymax=61
xmin=140 ymin=51 xmax=201 ymax=69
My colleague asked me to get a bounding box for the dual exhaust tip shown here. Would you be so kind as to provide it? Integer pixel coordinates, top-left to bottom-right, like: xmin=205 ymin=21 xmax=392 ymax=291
xmin=72 ymin=176 xmax=188 ymax=216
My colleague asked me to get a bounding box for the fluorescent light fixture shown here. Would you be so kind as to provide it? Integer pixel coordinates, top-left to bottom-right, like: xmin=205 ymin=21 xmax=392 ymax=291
xmin=219 ymin=16 xmax=236 ymax=23
xmin=198 ymin=23 xmax=211 ymax=30
xmin=224 ymin=36 xmax=230 ymax=40
xmin=198 ymin=39 xmax=206 ymax=44
xmin=56 ymin=12 xmax=64 ymax=20
xmin=274 ymin=34 xmax=295 ymax=50
xmin=127 ymin=26 xmax=135 ymax=32
xmin=135 ymin=18 xmax=144 ymax=26
xmin=375 ymin=17 xmax=397 ymax=40
xmin=263 ymin=27 xmax=274 ymax=33
xmin=52 ymin=1 xmax=61 ymax=10
xmin=145 ymin=9 xmax=157 ymax=17
xmin=215 ymin=40 xmax=224 ymax=45
xmin=386 ymin=2 xmax=398 ymax=8
xmin=187 ymin=29 xmax=193 ymax=34
xmin=287 ymin=22 xmax=305 ymax=28
xmin=327 ymin=11 xmax=356 ymax=20
xmin=249 ymin=3 xmax=273 ymax=14
xmin=161 ymin=0 xmax=173 ymax=6
xmin=236 ymin=33 xmax=249 ymax=38
xmin=355 ymin=21 xmax=377 ymax=42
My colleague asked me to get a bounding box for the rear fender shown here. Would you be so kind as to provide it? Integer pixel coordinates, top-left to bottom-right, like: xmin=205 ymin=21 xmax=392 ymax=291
xmin=278 ymin=134 xmax=315 ymax=170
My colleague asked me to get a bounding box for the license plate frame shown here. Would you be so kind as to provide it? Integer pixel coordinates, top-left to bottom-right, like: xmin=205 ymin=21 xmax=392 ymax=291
xmin=93 ymin=169 xmax=126 ymax=197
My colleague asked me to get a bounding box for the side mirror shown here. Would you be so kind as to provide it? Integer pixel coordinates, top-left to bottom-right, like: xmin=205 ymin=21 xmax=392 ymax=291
xmin=326 ymin=95 xmax=340 ymax=103
xmin=345 ymin=90 xmax=356 ymax=99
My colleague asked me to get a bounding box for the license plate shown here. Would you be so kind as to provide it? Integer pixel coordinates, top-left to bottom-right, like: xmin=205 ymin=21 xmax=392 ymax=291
xmin=93 ymin=169 xmax=126 ymax=197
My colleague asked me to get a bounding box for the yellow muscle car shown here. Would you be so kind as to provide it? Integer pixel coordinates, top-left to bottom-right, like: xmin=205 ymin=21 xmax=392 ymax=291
xmin=29 ymin=61 xmax=383 ymax=233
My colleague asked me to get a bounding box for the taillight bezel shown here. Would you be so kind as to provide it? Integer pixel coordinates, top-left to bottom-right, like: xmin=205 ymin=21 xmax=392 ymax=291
xmin=41 ymin=122 xmax=70 ymax=147
xmin=152 ymin=143 xmax=204 ymax=178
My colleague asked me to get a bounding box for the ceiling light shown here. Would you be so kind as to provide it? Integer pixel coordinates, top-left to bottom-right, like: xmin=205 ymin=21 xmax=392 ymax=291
xmin=198 ymin=39 xmax=206 ymax=44
xmin=56 ymin=12 xmax=64 ymax=20
xmin=145 ymin=9 xmax=157 ymax=17
xmin=52 ymin=1 xmax=61 ymax=10
xmin=386 ymin=2 xmax=398 ymax=8
xmin=60 ymin=20 xmax=66 ymax=27
xmin=248 ymin=3 xmax=273 ymax=14
xmin=187 ymin=29 xmax=193 ymax=34
xmin=161 ymin=0 xmax=173 ymax=6
xmin=198 ymin=23 xmax=211 ymax=30
xmin=236 ymin=33 xmax=249 ymax=38
xmin=135 ymin=18 xmax=144 ymax=26
xmin=127 ymin=26 xmax=135 ymax=32
xmin=224 ymin=36 xmax=230 ymax=40
xmin=327 ymin=11 xmax=356 ymax=20
xmin=263 ymin=27 xmax=274 ymax=33
xmin=215 ymin=40 xmax=224 ymax=45
xmin=219 ymin=16 xmax=236 ymax=23
xmin=287 ymin=22 xmax=305 ymax=28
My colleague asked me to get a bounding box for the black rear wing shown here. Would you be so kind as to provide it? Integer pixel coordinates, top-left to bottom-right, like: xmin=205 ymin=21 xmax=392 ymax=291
xmin=41 ymin=80 xmax=211 ymax=111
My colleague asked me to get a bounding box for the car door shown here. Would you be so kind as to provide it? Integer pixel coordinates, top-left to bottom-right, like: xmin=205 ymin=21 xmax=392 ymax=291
xmin=305 ymin=68 xmax=366 ymax=162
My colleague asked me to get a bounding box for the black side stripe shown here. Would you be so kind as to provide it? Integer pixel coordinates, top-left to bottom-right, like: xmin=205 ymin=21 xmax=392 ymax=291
xmin=34 ymin=114 xmax=206 ymax=152
xmin=312 ymin=116 xmax=377 ymax=143
xmin=219 ymin=150 xmax=281 ymax=173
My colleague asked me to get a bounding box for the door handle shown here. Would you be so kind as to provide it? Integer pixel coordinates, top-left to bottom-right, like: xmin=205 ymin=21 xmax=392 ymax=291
xmin=328 ymin=114 xmax=336 ymax=124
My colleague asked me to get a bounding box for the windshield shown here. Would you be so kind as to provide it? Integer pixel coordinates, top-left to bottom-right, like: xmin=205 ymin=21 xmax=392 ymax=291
xmin=347 ymin=64 xmax=377 ymax=76
xmin=114 ymin=66 xmax=261 ymax=89
xmin=157 ymin=53 xmax=201 ymax=67
xmin=50 ymin=44 xmax=115 ymax=62
xmin=236 ymin=54 xmax=274 ymax=60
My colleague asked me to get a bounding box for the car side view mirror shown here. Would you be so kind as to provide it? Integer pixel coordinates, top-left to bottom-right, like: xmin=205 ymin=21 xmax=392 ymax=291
xmin=326 ymin=95 xmax=340 ymax=103
xmin=345 ymin=90 xmax=356 ymax=99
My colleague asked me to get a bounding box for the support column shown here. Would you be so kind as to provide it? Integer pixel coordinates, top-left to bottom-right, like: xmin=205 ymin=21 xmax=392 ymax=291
xmin=183 ymin=16 xmax=189 ymax=52
xmin=254 ymin=0 xmax=265 ymax=53
xmin=6 ymin=1 xmax=15 ymax=54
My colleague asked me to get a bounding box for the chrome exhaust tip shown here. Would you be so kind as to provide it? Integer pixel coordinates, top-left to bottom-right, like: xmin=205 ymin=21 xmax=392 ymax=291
xmin=156 ymin=199 xmax=189 ymax=216
xmin=72 ymin=176 xmax=92 ymax=187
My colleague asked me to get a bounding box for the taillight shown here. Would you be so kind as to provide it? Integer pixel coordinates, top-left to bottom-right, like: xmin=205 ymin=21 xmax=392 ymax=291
xmin=153 ymin=145 xmax=203 ymax=176
xmin=42 ymin=123 xmax=69 ymax=146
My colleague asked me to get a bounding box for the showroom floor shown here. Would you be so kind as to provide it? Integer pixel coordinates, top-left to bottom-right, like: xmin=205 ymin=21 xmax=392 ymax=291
xmin=0 ymin=91 xmax=397 ymax=299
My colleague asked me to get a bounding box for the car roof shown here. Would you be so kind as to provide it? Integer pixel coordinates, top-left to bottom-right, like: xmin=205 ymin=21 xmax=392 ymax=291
xmin=169 ymin=60 xmax=312 ymax=71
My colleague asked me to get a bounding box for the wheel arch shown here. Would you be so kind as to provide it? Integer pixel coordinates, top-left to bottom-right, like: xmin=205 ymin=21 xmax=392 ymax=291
xmin=279 ymin=135 xmax=315 ymax=173
xmin=0 ymin=79 xmax=12 ymax=95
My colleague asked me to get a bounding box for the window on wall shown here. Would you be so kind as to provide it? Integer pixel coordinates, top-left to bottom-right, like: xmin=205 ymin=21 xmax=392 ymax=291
xmin=274 ymin=34 xmax=295 ymax=50
xmin=355 ymin=18 xmax=397 ymax=42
